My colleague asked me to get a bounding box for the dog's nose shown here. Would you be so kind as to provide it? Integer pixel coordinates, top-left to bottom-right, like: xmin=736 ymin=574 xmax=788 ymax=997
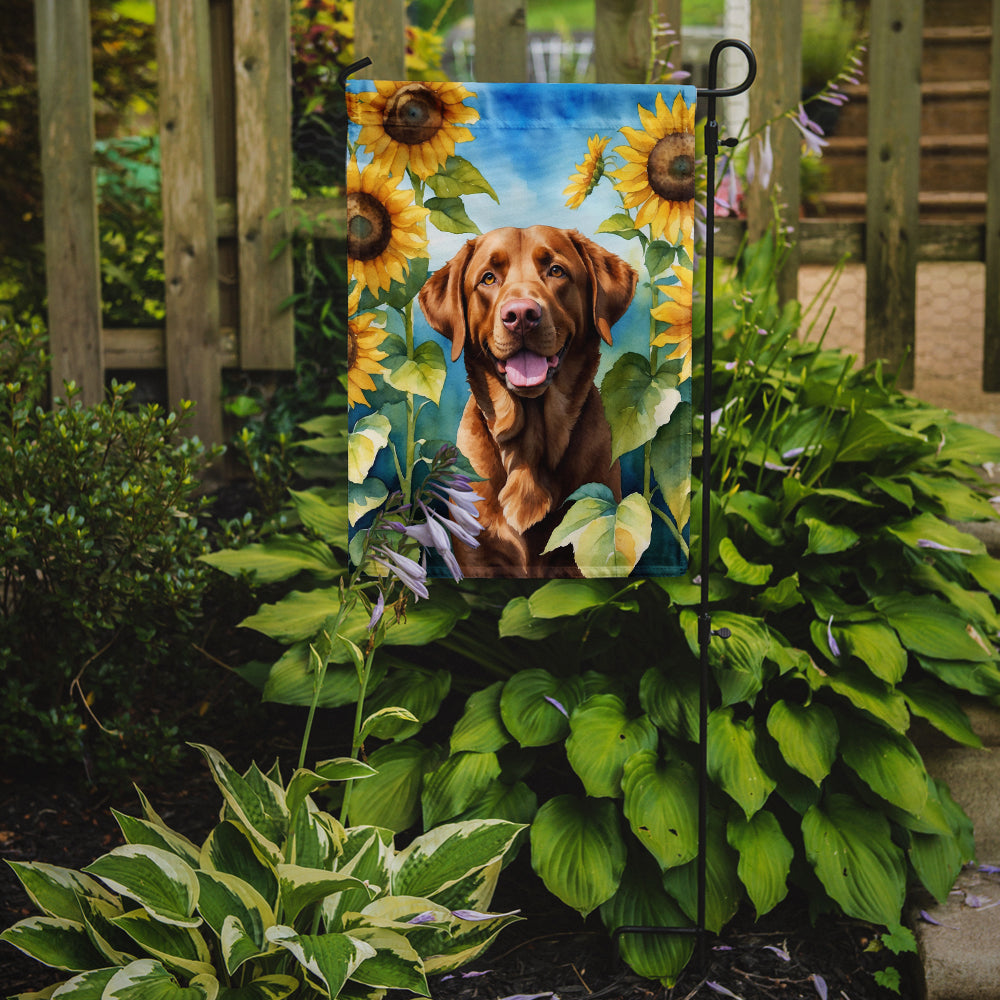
xmin=501 ymin=298 xmax=541 ymax=335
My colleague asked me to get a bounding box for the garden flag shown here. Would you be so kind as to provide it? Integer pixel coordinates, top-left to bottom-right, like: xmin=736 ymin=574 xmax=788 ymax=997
xmin=347 ymin=80 xmax=697 ymax=579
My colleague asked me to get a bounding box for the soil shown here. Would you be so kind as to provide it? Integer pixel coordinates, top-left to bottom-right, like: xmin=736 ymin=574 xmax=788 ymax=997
xmin=0 ymin=741 xmax=914 ymax=1000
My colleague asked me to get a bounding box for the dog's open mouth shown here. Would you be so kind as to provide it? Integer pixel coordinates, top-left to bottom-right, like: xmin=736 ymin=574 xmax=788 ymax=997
xmin=494 ymin=344 xmax=567 ymax=390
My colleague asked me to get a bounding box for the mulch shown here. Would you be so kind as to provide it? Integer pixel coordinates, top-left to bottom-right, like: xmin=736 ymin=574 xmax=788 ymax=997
xmin=1 ymin=742 xmax=914 ymax=1000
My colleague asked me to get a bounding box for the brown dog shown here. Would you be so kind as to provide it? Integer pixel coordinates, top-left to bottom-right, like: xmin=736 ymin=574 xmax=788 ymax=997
xmin=418 ymin=226 xmax=637 ymax=576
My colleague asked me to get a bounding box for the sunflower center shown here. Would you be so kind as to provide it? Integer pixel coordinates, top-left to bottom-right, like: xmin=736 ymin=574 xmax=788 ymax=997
xmin=347 ymin=326 xmax=359 ymax=369
xmin=347 ymin=192 xmax=392 ymax=262
xmin=384 ymin=85 xmax=445 ymax=145
xmin=646 ymin=132 xmax=696 ymax=202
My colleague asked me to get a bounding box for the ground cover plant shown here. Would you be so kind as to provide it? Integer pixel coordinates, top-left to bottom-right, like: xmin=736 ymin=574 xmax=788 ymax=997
xmin=202 ymin=226 xmax=1000 ymax=987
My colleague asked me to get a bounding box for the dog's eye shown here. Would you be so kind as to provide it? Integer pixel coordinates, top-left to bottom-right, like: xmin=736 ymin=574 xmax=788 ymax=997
xmin=480 ymin=271 xmax=497 ymax=286
xmin=548 ymin=264 xmax=566 ymax=278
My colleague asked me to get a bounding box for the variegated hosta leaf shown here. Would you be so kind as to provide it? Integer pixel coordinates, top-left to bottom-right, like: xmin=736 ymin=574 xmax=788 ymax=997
xmin=285 ymin=761 xmax=375 ymax=826
xmin=77 ymin=894 xmax=135 ymax=966
xmin=110 ymin=908 xmax=214 ymax=979
xmin=112 ymin=811 xmax=202 ymax=868
xmin=214 ymin=975 xmax=300 ymax=1000
xmin=323 ymin=828 xmax=394 ymax=931
xmin=344 ymin=926 xmax=429 ymax=995
xmin=4 ymin=861 xmax=118 ymax=922
xmin=199 ymin=822 xmax=278 ymax=911
xmin=600 ymin=854 xmax=694 ymax=987
xmin=83 ymin=846 xmax=200 ymax=928
xmin=529 ymin=795 xmax=626 ymax=917
xmin=101 ymin=958 xmax=218 ymax=999
xmin=727 ymin=810 xmax=793 ymax=918
xmin=191 ymin=746 xmax=288 ymax=864
xmin=0 ymin=916 xmax=107 ymax=972
xmin=44 ymin=966 xmax=118 ymax=997
xmin=765 ymin=700 xmax=838 ymax=786
xmin=706 ymin=707 xmax=776 ymax=819
xmin=802 ymin=793 xmax=906 ymax=926
xmin=621 ymin=751 xmax=699 ymax=871
xmin=348 ymin=413 xmax=392 ymax=484
xmin=276 ymin=865 xmax=376 ymax=925
xmin=265 ymin=926 xmax=376 ymax=998
xmin=195 ymin=871 xmax=274 ymax=974
xmin=287 ymin=802 xmax=344 ymax=870
xmin=565 ymin=695 xmax=658 ymax=798
xmin=391 ymin=820 xmax=524 ymax=902
xmin=421 ymin=906 xmax=522 ymax=975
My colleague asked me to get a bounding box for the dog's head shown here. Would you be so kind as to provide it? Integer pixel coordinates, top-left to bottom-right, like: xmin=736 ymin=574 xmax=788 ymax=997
xmin=418 ymin=226 xmax=637 ymax=399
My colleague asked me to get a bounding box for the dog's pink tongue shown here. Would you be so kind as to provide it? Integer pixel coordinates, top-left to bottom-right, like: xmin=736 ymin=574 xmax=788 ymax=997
xmin=505 ymin=349 xmax=549 ymax=387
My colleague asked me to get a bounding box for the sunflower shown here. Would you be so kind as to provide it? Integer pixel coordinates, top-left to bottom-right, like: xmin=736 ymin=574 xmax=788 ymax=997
xmin=651 ymin=264 xmax=693 ymax=382
xmin=347 ymin=155 xmax=429 ymax=306
xmin=348 ymin=312 xmax=389 ymax=409
xmin=610 ymin=91 xmax=697 ymax=244
xmin=351 ymin=80 xmax=478 ymax=180
xmin=563 ymin=134 xmax=609 ymax=209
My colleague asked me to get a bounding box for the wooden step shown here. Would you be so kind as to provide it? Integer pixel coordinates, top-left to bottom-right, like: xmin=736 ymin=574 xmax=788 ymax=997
xmin=922 ymin=25 xmax=993 ymax=83
xmin=922 ymin=0 xmax=992 ymax=28
xmin=833 ymin=80 xmax=992 ymax=137
xmin=813 ymin=189 xmax=987 ymax=222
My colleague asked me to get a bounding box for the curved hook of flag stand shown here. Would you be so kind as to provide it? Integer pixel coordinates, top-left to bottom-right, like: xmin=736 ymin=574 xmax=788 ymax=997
xmin=341 ymin=39 xmax=758 ymax=976
xmin=612 ymin=38 xmax=756 ymax=973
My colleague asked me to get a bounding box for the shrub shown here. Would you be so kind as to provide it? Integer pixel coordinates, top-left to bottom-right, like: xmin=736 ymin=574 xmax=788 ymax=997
xmin=1 ymin=744 xmax=524 ymax=998
xmin=0 ymin=317 xmax=220 ymax=783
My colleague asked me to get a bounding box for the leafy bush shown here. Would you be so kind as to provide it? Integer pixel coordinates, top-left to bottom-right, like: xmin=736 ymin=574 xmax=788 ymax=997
xmin=0 ymin=317 xmax=220 ymax=783
xmin=1 ymin=743 xmax=524 ymax=998
xmin=207 ymin=232 xmax=1000 ymax=985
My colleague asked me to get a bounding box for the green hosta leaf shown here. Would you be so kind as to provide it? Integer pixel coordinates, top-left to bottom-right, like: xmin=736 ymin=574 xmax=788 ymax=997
xmin=453 ymin=779 xmax=538 ymax=827
xmin=425 ymin=195 xmax=481 ymax=235
xmin=835 ymin=621 xmax=907 ymax=683
xmin=765 ymin=701 xmax=838 ymax=786
xmin=908 ymin=779 xmax=969 ymax=904
xmin=111 ymin=909 xmax=214 ymax=978
xmin=600 ymin=854 xmax=694 ymax=987
xmin=425 ymin=155 xmax=499 ymax=202
xmin=191 ymin=746 xmax=287 ymax=863
xmin=839 ymin=718 xmax=928 ymax=817
xmin=835 ymin=410 xmax=927 ymax=463
xmin=810 ymin=661 xmax=910 ymax=732
xmin=285 ymin=760 xmax=376 ymax=822
xmin=346 ymin=926 xmax=429 ymax=994
xmin=639 ymin=663 xmax=699 ymax=742
xmin=348 ymin=477 xmax=389 ymax=526
xmin=707 ymin=708 xmax=776 ymax=819
xmin=200 ymin=536 xmax=339 ymax=585
xmin=322 ymin=829 xmax=394 ymax=931
xmin=200 ymin=822 xmax=278 ymax=910
xmin=802 ymin=793 xmax=906 ymax=926
xmin=347 ymin=414 xmax=391 ymax=485
xmin=565 ymin=695 xmax=658 ymax=798
xmin=718 ymin=537 xmax=772 ymax=586
xmin=265 ymin=926 xmax=375 ymax=997
xmin=288 ymin=488 xmax=345 ymax=545
xmin=916 ymin=655 xmax=1000 ymax=697
xmin=907 ymin=472 xmax=998 ymax=521
xmin=347 ymin=740 xmax=441 ymax=832
xmin=383 ymin=340 xmax=447 ymax=405
xmin=601 ymin=353 xmax=683 ymax=461
xmin=544 ymin=490 xmax=652 ymax=577
xmin=277 ymin=865 xmax=374 ymax=926
xmin=259 ymin=645 xmax=381 ymax=709
xmin=725 ymin=491 xmax=784 ymax=546
xmin=241 ymin=589 xmax=341 ymax=644
xmin=497 ymin=596 xmax=564 ymax=639
xmin=727 ymin=811 xmax=793 ymax=918
xmin=756 ymin=573 xmax=804 ymax=614
xmin=967 ymin=553 xmax=1000 ymax=597
xmin=499 ymin=670 xmax=584 ymax=747
xmin=450 ymin=682 xmax=511 ymax=754
xmin=0 ymin=916 xmax=107 ymax=972
xmin=421 ymin=751 xmax=502 ymax=828
xmin=4 ymin=862 xmax=118 ymax=923
xmin=621 ymin=751 xmax=698 ymax=870
xmin=875 ymin=594 xmax=995 ymax=662
xmin=392 ymin=820 xmax=524 ymax=900
xmin=423 ymin=906 xmax=522 ymax=975
xmin=530 ymin=795 xmax=626 ymax=917
xmin=83 ymin=846 xmax=199 ymax=928
xmin=901 ymin=680 xmax=982 ymax=748
xmin=661 ymin=811 xmax=741 ymax=933
xmin=886 ymin=511 xmax=985 ymax=555
xmin=803 ymin=517 xmax=859 ymax=556
xmin=360 ymin=706 xmax=421 ymax=742
xmin=680 ymin=610 xmax=770 ymax=707
xmin=102 ymin=959 xmax=218 ymax=1000
xmin=527 ymin=578 xmax=620 ymax=618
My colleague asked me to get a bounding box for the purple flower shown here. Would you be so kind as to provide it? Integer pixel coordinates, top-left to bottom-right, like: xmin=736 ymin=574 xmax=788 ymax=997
xmin=706 ymin=983 xmax=742 ymax=999
xmin=827 ymin=615 xmax=841 ymax=658
xmin=812 ymin=974 xmax=828 ymax=1000
xmin=373 ymin=546 xmax=429 ymax=600
xmin=790 ymin=104 xmax=828 ymax=156
xmin=367 ymin=591 xmax=385 ymax=631
xmin=763 ymin=944 xmax=790 ymax=961
xmin=451 ymin=908 xmax=520 ymax=921
xmin=715 ymin=157 xmax=742 ymax=216
xmin=747 ymin=125 xmax=774 ymax=190
xmin=544 ymin=695 xmax=569 ymax=718
xmin=917 ymin=538 xmax=972 ymax=554
xmin=407 ymin=911 xmax=438 ymax=925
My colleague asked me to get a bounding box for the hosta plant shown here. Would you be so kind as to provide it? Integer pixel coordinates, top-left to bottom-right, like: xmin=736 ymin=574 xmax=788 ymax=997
xmin=1 ymin=744 xmax=523 ymax=999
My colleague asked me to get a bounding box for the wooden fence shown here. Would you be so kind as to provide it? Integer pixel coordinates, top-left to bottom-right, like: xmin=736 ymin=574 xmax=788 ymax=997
xmin=34 ymin=0 xmax=1000 ymax=445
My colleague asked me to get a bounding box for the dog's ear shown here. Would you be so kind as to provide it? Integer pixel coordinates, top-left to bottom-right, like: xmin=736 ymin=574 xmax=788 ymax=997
xmin=569 ymin=231 xmax=638 ymax=346
xmin=418 ymin=240 xmax=477 ymax=362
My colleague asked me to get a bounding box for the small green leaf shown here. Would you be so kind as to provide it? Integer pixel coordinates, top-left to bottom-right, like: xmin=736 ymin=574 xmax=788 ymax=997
xmin=765 ymin=700 xmax=838 ymax=786
xmin=424 ymin=155 xmax=499 ymax=202
xmin=450 ymin=682 xmax=511 ymax=754
xmin=707 ymin=708 xmax=776 ymax=819
xmin=600 ymin=353 xmax=682 ymax=460
xmin=383 ymin=340 xmax=448 ymax=405
xmin=348 ymin=477 xmax=389 ymax=526
xmin=425 ymin=196 xmax=481 ymax=235
xmin=200 ymin=536 xmax=339 ymax=584
xmin=727 ymin=811 xmax=793 ymax=917
xmin=347 ymin=414 xmax=392 ymax=485
xmin=718 ymin=537 xmax=772 ymax=586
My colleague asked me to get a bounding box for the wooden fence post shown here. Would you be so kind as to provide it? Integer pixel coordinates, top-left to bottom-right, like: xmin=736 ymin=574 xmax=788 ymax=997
xmin=746 ymin=0 xmax=801 ymax=305
xmin=983 ymin=0 xmax=1000 ymax=391
xmin=354 ymin=0 xmax=406 ymax=80
xmin=34 ymin=0 xmax=104 ymax=405
xmin=864 ymin=0 xmax=923 ymax=389
xmin=594 ymin=0 xmax=656 ymax=84
xmin=157 ymin=0 xmax=223 ymax=445
xmin=233 ymin=0 xmax=294 ymax=370
xmin=474 ymin=0 xmax=527 ymax=82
